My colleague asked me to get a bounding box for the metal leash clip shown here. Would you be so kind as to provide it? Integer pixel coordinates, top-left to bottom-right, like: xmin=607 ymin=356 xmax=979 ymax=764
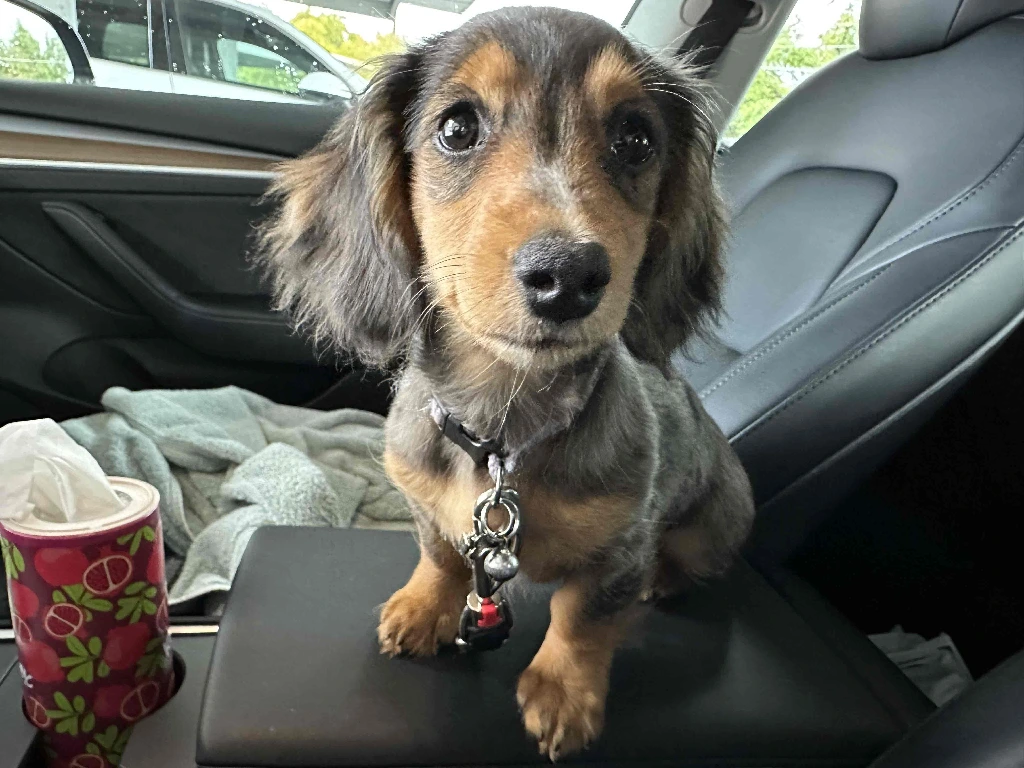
xmin=456 ymin=467 xmax=521 ymax=651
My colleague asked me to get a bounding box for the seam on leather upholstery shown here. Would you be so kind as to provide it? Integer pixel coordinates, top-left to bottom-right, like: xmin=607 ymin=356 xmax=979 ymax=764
xmin=944 ymin=0 xmax=970 ymax=46
xmin=868 ymin=131 xmax=1024 ymax=258
xmin=732 ymin=225 xmax=1024 ymax=445
xmin=758 ymin=571 xmax=931 ymax=732
xmin=699 ymin=265 xmax=893 ymax=398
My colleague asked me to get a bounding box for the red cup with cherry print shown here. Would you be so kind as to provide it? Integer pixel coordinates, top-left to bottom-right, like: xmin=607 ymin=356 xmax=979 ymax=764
xmin=1 ymin=477 xmax=175 ymax=768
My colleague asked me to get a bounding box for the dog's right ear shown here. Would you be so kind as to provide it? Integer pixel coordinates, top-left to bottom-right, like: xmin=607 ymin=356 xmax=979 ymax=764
xmin=256 ymin=50 xmax=425 ymax=367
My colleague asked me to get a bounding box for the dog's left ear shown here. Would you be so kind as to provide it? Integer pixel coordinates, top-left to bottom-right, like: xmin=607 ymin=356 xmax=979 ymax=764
xmin=620 ymin=58 xmax=726 ymax=370
xmin=255 ymin=49 xmax=426 ymax=367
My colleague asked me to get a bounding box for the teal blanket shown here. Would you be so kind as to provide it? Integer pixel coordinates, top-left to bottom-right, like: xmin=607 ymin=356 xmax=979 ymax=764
xmin=62 ymin=386 xmax=409 ymax=605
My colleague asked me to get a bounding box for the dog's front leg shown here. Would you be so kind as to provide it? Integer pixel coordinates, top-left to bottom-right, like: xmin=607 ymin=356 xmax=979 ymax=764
xmin=518 ymin=569 xmax=639 ymax=761
xmin=378 ymin=519 xmax=470 ymax=656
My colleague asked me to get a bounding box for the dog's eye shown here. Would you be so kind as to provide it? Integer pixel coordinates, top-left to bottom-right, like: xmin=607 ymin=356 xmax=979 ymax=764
xmin=610 ymin=117 xmax=653 ymax=166
xmin=438 ymin=109 xmax=480 ymax=153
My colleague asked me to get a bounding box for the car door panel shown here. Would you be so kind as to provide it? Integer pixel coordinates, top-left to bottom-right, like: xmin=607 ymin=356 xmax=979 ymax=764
xmin=0 ymin=84 xmax=387 ymax=428
xmin=43 ymin=200 xmax=314 ymax=362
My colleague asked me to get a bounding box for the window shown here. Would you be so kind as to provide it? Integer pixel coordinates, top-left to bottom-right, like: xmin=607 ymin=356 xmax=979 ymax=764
xmin=77 ymin=0 xmax=151 ymax=67
xmin=169 ymin=0 xmax=323 ymax=94
xmin=724 ymin=0 xmax=861 ymax=143
xmin=163 ymin=0 xmax=636 ymax=101
xmin=0 ymin=0 xmax=73 ymax=83
xmin=1 ymin=0 xmax=638 ymax=100
xmin=273 ymin=0 xmax=636 ymax=79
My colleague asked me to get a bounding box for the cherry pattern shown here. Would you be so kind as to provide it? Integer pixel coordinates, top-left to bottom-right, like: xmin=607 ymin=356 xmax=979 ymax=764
xmin=1 ymin=513 xmax=174 ymax=767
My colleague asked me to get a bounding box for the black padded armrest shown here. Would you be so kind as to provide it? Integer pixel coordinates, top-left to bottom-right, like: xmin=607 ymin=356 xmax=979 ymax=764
xmin=196 ymin=528 xmax=922 ymax=767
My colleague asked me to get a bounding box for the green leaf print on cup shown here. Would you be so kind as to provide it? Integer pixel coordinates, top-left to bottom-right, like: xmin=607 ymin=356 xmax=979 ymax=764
xmin=45 ymin=692 xmax=96 ymax=736
xmin=116 ymin=582 xmax=158 ymax=623
xmin=1 ymin=536 xmax=25 ymax=580
xmin=116 ymin=526 xmax=155 ymax=557
xmin=135 ymin=637 xmax=169 ymax=679
xmin=92 ymin=724 xmax=134 ymax=766
xmin=61 ymin=635 xmax=104 ymax=684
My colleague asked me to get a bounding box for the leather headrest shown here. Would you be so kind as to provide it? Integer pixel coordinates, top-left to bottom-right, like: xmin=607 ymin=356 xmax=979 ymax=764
xmin=860 ymin=0 xmax=1024 ymax=60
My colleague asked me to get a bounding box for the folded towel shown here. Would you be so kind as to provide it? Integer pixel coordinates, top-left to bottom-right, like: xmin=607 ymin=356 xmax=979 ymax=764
xmin=869 ymin=625 xmax=973 ymax=706
xmin=62 ymin=386 xmax=410 ymax=604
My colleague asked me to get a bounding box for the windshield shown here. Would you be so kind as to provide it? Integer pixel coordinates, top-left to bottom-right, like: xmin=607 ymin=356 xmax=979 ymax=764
xmin=248 ymin=0 xmax=638 ymax=79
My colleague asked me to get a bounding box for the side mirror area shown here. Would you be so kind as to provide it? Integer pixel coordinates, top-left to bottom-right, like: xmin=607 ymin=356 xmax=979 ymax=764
xmin=296 ymin=70 xmax=351 ymax=102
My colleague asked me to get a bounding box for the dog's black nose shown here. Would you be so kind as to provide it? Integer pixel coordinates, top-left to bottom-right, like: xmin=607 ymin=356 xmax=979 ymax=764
xmin=513 ymin=238 xmax=611 ymax=323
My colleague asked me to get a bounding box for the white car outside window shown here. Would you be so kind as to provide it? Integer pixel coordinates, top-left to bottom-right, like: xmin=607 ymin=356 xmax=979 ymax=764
xmin=28 ymin=0 xmax=366 ymax=102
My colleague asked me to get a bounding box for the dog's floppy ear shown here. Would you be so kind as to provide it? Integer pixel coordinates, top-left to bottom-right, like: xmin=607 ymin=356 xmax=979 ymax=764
xmin=256 ymin=50 xmax=425 ymax=367
xmin=620 ymin=58 xmax=725 ymax=370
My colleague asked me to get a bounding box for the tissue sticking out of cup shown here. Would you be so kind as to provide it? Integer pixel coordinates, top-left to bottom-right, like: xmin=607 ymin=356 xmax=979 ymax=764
xmin=0 ymin=418 xmax=126 ymax=529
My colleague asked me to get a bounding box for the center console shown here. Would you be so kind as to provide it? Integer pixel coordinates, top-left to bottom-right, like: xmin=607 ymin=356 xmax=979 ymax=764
xmin=2 ymin=527 xmax=934 ymax=767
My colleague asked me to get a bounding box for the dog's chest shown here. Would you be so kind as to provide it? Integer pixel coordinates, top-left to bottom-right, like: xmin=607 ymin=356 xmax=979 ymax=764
xmin=384 ymin=448 xmax=636 ymax=582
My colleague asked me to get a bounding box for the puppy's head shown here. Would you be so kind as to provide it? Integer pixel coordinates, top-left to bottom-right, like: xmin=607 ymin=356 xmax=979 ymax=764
xmin=259 ymin=8 xmax=724 ymax=371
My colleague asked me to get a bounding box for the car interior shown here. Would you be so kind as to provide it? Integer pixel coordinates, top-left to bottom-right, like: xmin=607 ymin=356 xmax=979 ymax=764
xmin=1 ymin=0 xmax=1023 ymax=766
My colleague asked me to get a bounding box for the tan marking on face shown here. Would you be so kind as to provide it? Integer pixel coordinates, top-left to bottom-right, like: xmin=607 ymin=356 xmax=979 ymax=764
xmin=411 ymin=41 xmax=658 ymax=368
xmin=413 ymin=134 xmax=650 ymax=363
xmin=384 ymin=450 xmax=636 ymax=582
xmin=450 ymin=40 xmax=521 ymax=113
xmin=583 ymin=45 xmax=644 ymax=118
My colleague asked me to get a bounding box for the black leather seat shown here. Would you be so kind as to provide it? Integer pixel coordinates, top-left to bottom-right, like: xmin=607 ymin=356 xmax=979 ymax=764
xmin=869 ymin=649 xmax=1024 ymax=768
xmin=676 ymin=0 xmax=1024 ymax=564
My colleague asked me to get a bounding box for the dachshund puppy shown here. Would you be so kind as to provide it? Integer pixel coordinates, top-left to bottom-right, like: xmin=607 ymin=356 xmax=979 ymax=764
xmin=258 ymin=7 xmax=754 ymax=760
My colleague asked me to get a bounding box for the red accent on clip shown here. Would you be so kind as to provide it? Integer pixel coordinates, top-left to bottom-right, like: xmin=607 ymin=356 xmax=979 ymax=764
xmin=477 ymin=597 xmax=501 ymax=628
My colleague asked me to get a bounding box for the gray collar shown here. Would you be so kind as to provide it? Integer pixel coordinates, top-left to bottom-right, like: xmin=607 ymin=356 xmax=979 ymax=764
xmin=428 ymin=349 xmax=608 ymax=483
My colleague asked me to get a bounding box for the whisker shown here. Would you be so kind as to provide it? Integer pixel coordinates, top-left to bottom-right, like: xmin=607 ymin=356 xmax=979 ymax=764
xmin=641 ymin=80 xmax=722 ymax=114
xmin=643 ymin=87 xmax=716 ymax=125
xmin=464 ymin=355 xmax=502 ymax=385
xmin=497 ymin=365 xmax=530 ymax=437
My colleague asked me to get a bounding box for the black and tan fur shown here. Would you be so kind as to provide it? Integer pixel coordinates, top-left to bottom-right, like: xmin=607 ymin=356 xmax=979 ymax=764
xmin=258 ymin=8 xmax=755 ymax=760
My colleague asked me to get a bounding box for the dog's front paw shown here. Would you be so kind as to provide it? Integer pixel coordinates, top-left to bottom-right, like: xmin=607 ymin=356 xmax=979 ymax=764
xmin=517 ymin=660 xmax=605 ymax=761
xmin=377 ymin=585 xmax=462 ymax=657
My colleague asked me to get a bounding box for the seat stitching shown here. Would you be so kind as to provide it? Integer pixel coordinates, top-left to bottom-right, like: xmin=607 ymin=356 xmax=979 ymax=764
xmin=731 ymin=225 xmax=1024 ymax=445
xmin=943 ymin=0 xmax=970 ymax=46
xmin=865 ymin=131 xmax=1024 ymax=258
xmin=704 ymin=133 xmax=1024 ymax=401
xmin=699 ymin=264 xmax=892 ymax=398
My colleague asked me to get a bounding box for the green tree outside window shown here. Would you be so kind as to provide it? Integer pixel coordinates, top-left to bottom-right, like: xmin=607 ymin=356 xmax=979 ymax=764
xmin=0 ymin=22 xmax=70 ymax=83
xmin=725 ymin=5 xmax=857 ymax=141
xmin=290 ymin=10 xmax=404 ymax=76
